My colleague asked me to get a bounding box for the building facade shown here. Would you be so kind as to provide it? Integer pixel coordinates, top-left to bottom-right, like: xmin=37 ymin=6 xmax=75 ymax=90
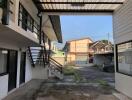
xmin=90 ymin=40 xmax=114 ymax=66
xmin=64 ymin=38 xmax=93 ymax=66
xmin=113 ymin=0 xmax=132 ymax=98
xmin=0 ymin=0 xmax=62 ymax=99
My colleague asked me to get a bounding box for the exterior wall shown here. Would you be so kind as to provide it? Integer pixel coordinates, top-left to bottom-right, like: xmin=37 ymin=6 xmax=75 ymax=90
xmin=66 ymin=53 xmax=76 ymax=65
xmin=19 ymin=0 xmax=40 ymax=24
xmin=0 ymin=43 xmax=18 ymax=99
xmin=0 ymin=75 xmax=8 ymax=100
xmin=8 ymin=0 xmax=39 ymax=25
xmin=69 ymin=39 xmax=92 ymax=53
xmin=66 ymin=39 xmax=93 ymax=65
xmin=52 ymin=57 xmax=65 ymax=66
xmin=25 ymin=53 xmax=32 ymax=82
xmin=32 ymin=66 xmax=48 ymax=79
xmin=115 ymin=73 xmax=132 ymax=98
xmin=0 ymin=43 xmax=33 ymax=99
xmin=70 ymin=41 xmax=76 ymax=52
xmin=93 ymin=54 xmax=113 ymax=66
xmin=0 ymin=0 xmax=40 ymax=46
xmin=113 ymin=0 xmax=132 ymax=98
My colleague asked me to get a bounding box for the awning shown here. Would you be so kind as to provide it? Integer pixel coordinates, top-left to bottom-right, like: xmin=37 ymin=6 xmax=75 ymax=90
xmin=34 ymin=0 xmax=126 ymax=13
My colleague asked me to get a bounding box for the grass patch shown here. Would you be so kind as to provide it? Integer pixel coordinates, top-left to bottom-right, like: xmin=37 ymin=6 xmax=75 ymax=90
xmin=63 ymin=66 xmax=84 ymax=83
xmin=74 ymin=71 xmax=83 ymax=83
xmin=63 ymin=66 xmax=75 ymax=75
xmin=96 ymin=79 xmax=109 ymax=86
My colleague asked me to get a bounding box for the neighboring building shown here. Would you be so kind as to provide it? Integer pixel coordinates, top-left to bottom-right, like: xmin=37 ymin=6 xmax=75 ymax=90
xmin=90 ymin=40 xmax=114 ymax=66
xmin=63 ymin=38 xmax=93 ymax=65
xmin=0 ymin=0 xmax=62 ymax=99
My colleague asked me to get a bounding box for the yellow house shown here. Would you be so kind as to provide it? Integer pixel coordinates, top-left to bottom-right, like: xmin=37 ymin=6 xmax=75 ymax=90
xmin=64 ymin=38 xmax=93 ymax=65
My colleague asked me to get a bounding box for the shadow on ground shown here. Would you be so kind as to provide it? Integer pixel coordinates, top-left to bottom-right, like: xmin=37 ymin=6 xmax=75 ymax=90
xmin=3 ymin=66 xmax=122 ymax=100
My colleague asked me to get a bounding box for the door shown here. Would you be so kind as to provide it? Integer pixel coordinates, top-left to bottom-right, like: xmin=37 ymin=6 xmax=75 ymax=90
xmin=8 ymin=50 xmax=17 ymax=91
xmin=19 ymin=52 xmax=26 ymax=85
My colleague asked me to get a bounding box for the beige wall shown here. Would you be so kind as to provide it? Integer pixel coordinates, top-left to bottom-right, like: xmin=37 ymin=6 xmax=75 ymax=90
xmin=52 ymin=57 xmax=65 ymax=66
xmin=113 ymin=0 xmax=132 ymax=98
xmin=67 ymin=54 xmax=76 ymax=65
xmin=69 ymin=39 xmax=92 ymax=53
xmin=66 ymin=39 xmax=93 ymax=65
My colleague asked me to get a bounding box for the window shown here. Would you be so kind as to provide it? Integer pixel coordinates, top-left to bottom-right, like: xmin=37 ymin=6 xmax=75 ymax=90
xmin=0 ymin=49 xmax=8 ymax=75
xmin=0 ymin=0 xmax=4 ymax=8
xmin=18 ymin=3 xmax=39 ymax=38
xmin=116 ymin=41 xmax=132 ymax=75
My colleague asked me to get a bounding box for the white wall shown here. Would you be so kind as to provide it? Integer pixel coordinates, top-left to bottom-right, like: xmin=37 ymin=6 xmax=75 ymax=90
xmin=115 ymin=73 xmax=132 ymax=98
xmin=32 ymin=65 xmax=48 ymax=80
xmin=113 ymin=0 xmax=132 ymax=98
xmin=25 ymin=53 xmax=32 ymax=82
xmin=0 ymin=75 xmax=8 ymax=100
xmin=0 ymin=48 xmax=33 ymax=99
xmin=94 ymin=54 xmax=113 ymax=66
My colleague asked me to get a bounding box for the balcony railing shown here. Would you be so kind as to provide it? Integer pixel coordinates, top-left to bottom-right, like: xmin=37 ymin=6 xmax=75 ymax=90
xmin=18 ymin=3 xmax=40 ymax=39
xmin=0 ymin=1 xmax=40 ymax=40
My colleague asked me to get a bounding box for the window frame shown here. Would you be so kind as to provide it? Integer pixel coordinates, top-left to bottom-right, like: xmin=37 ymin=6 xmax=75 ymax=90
xmin=0 ymin=48 xmax=8 ymax=76
xmin=18 ymin=3 xmax=40 ymax=38
xmin=116 ymin=40 xmax=132 ymax=76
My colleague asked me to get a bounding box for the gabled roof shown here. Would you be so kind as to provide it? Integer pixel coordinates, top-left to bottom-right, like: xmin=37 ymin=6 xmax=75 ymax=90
xmin=67 ymin=37 xmax=93 ymax=43
xmin=90 ymin=40 xmax=113 ymax=49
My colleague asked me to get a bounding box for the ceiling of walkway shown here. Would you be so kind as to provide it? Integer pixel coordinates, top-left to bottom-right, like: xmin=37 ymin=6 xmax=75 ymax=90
xmin=34 ymin=0 xmax=127 ymax=13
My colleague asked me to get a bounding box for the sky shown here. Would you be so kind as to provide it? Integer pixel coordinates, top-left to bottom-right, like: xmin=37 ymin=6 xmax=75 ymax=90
xmin=58 ymin=15 xmax=113 ymax=48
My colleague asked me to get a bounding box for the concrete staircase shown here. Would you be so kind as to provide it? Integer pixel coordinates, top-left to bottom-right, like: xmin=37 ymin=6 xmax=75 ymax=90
xmin=48 ymin=57 xmax=63 ymax=80
xmin=28 ymin=47 xmax=63 ymax=80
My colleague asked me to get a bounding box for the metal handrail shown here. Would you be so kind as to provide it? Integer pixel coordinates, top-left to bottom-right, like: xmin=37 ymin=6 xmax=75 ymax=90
xmin=49 ymin=57 xmax=63 ymax=73
xmin=28 ymin=47 xmax=35 ymax=67
xmin=50 ymin=57 xmax=63 ymax=67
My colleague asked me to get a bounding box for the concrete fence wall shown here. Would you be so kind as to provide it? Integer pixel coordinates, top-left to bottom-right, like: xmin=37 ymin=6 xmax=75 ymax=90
xmin=52 ymin=57 xmax=66 ymax=66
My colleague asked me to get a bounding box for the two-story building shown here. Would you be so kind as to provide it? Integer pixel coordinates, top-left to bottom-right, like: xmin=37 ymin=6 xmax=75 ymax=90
xmin=90 ymin=40 xmax=114 ymax=66
xmin=63 ymin=38 xmax=93 ymax=66
xmin=0 ymin=0 xmax=62 ymax=99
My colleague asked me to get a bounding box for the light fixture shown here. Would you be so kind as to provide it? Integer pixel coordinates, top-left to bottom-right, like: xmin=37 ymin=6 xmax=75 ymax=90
xmin=2 ymin=50 xmax=8 ymax=54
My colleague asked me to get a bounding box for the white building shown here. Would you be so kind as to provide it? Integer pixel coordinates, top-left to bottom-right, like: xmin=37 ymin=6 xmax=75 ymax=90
xmin=1 ymin=0 xmax=132 ymax=99
xmin=0 ymin=0 xmax=62 ymax=99
xmin=113 ymin=0 xmax=132 ymax=98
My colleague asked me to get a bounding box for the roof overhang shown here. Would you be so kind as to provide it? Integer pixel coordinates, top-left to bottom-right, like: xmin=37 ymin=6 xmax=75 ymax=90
xmin=33 ymin=0 xmax=126 ymax=14
xmin=42 ymin=15 xmax=62 ymax=43
xmin=49 ymin=15 xmax=62 ymax=43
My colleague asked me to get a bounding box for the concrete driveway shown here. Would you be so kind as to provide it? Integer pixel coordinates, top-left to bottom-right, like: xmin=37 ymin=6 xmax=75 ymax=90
xmin=3 ymin=66 xmax=131 ymax=100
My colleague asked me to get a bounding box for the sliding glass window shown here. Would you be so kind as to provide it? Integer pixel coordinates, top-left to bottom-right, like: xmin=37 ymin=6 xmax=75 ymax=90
xmin=116 ymin=41 xmax=132 ymax=75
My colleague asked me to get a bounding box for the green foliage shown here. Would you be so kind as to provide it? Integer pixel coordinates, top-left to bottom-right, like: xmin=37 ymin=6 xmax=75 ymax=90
xmin=52 ymin=50 xmax=65 ymax=57
xmin=63 ymin=66 xmax=75 ymax=75
xmin=97 ymin=80 xmax=109 ymax=86
xmin=74 ymin=71 xmax=83 ymax=83
xmin=101 ymin=40 xmax=109 ymax=44
xmin=63 ymin=66 xmax=83 ymax=83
